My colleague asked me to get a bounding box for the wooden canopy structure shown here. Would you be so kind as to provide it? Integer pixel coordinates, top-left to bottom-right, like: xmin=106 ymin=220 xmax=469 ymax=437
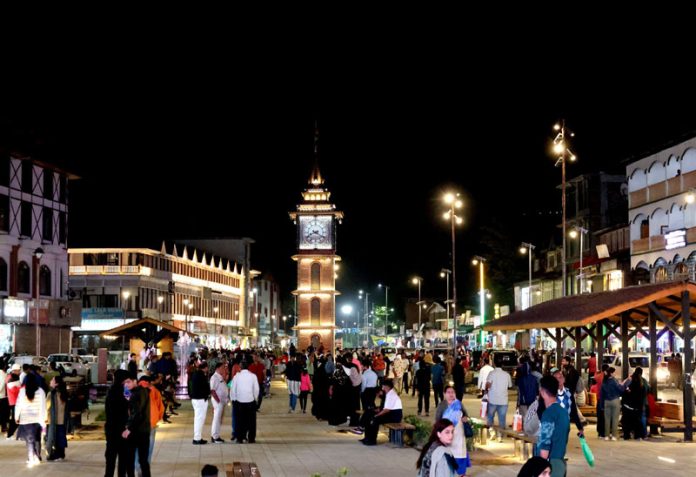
xmin=100 ymin=317 xmax=196 ymax=343
xmin=483 ymin=280 xmax=696 ymax=440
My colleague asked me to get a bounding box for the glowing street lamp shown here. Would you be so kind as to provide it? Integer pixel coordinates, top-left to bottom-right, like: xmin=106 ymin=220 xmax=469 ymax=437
xmin=519 ymin=242 xmax=536 ymax=308
xmin=551 ymin=120 xmax=576 ymax=297
xmin=570 ymin=226 xmax=589 ymax=293
xmin=442 ymin=192 xmax=464 ymax=356
xmin=411 ymin=276 xmax=423 ymax=336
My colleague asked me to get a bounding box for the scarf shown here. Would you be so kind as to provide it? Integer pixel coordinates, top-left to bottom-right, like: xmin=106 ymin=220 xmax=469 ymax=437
xmin=442 ymin=399 xmax=463 ymax=425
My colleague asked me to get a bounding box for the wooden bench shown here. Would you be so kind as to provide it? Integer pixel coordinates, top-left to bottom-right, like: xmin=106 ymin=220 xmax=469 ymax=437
xmin=225 ymin=462 xmax=261 ymax=477
xmin=384 ymin=422 xmax=416 ymax=447
xmin=648 ymin=401 xmax=696 ymax=434
xmin=498 ymin=428 xmax=537 ymax=461
xmin=577 ymin=392 xmax=597 ymax=418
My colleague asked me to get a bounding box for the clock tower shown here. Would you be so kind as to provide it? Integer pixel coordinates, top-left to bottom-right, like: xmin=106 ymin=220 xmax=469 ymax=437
xmin=289 ymin=134 xmax=343 ymax=353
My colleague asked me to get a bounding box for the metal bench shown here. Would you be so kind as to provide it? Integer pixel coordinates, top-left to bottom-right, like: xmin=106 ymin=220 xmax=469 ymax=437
xmin=383 ymin=422 xmax=416 ymax=447
xmin=225 ymin=462 xmax=261 ymax=477
xmin=498 ymin=428 xmax=537 ymax=461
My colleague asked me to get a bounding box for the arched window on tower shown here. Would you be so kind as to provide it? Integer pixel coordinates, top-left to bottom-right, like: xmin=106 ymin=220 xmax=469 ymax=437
xmin=311 ymin=262 xmax=321 ymax=290
xmin=311 ymin=298 xmax=321 ymax=325
xmin=18 ymin=261 xmax=30 ymax=294
xmin=40 ymin=265 xmax=51 ymax=296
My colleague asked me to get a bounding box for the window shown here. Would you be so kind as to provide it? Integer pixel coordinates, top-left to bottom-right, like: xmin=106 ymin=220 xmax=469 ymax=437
xmin=42 ymin=207 xmax=53 ymax=242
xmin=21 ymin=202 xmax=32 ymax=237
xmin=59 ymin=176 xmax=67 ymax=203
xmin=0 ymin=194 xmax=8 ymax=232
xmin=0 ymin=156 xmax=9 ymax=186
xmin=654 ymin=266 xmax=668 ymax=283
xmin=22 ymin=161 xmax=33 ymax=193
xmin=311 ymin=298 xmax=320 ymax=325
xmin=17 ymin=261 xmax=30 ymax=294
xmin=0 ymin=258 xmax=7 ymax=292
xmin=39 ymin=265 xmax=51 ymax=296
xmin=43 ymin=171 xmax=53 ymax=199
xmin=674 ymin=262 xmax=689 ymax=280
xmin=607 ymin=270 xmax=623 ymax=291
xmin=640 ymin=219 xmax=649 ymax=239
xmin=311 ymin=262 xmax=321 ymax=290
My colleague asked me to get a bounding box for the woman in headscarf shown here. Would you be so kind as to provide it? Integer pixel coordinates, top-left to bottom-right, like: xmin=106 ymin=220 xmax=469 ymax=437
xmin=517 ymin=456 xmax=551 ymax=477
xmin=105 ymin=369 xmax=131 ymax=477
xmin=311 ymin=357 xmax=330 ymax=420
xmin=416 ymin=418 xmax=458 ymax=477
xmin=435 ymin=385 xmax=470 ymax=476
xmin=46 ymin=375 xmax=69 ymax=461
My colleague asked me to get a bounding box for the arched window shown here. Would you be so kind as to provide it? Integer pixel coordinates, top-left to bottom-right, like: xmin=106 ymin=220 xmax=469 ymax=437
xmin=634 ymin=265 xmax=650 ymax=285
xmin=674 ymin=262 xmax=689 ymax=281
xmin=17 ymin=261 xmax=30 ymax=294
xmin=654 ymin=266 xmax=668 ymax=283
xmin=0 ymin=258 xmax=6 ymax=292
xmin=311 ymin=262 xmax=321 ymax=290
xmin=40 ymin=265 xmax=51 ymax=296
xmin=311 ymin=298 xmax=321 ymax=325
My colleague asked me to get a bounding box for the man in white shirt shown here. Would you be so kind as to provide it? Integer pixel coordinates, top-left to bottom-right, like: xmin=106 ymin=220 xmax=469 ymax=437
xmin=478 ymin=357 xmax=494 ymax=395
xmin=360 ymin=378 xmax=403 ymax=446
xmin=209 ymin=362 xmax=229 ymax=443
xmin=486 ymin=363 xmax=513 ymax=441
xmin=230 ymin=359 xmax=259 ymax=443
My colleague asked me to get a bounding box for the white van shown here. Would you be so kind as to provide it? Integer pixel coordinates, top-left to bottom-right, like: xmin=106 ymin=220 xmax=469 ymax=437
xmin=603 ymin=353 xmax=650 ymax=377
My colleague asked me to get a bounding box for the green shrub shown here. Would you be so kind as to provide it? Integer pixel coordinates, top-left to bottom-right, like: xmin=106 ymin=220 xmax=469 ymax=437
xmin=310 ymin=468 xmax=349 ymax=477
xmin=404 ymin=415 xmax=432 ymax=447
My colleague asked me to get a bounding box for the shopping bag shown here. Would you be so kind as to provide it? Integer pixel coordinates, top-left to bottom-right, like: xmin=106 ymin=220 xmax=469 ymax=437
xmin=579 ymin=435 xmax=595 ymax=467
xmin=512 ymin=409 xmax=523 ymax=432
xmin=479 ymin=397 xmax=488 ymax=418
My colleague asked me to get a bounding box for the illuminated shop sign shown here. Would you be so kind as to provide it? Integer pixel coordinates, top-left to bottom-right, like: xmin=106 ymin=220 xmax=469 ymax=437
xmin=665 ymin=229 xmax=686 ymax=250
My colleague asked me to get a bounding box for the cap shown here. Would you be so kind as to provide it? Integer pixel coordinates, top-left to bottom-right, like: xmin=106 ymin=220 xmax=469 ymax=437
xmin=10 ymin=363 xmax=21 ymax=371
xmin=550 ymin=367 xmax=560 ymax=374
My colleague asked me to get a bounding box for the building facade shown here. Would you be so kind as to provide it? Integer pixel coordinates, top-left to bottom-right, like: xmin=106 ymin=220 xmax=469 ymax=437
xmin=289 ymin=164 xmax=343 ymax=352
xmin=0 ymin=154 xmax=80 ymax=355
xmin=251 ymin=276 xmax=281 ymax=347
xmin=68 ymin=243 xmax=246 ymax=352
xmin=627 ymin=136 xmax=696 ymax=283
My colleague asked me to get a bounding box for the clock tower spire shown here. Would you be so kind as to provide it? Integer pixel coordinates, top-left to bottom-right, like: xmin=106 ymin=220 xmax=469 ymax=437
xmin=289 ymin=123 xmax=343 ymax=353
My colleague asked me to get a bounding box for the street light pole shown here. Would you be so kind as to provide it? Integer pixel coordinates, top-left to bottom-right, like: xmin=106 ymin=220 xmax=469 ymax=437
xmin=552 ymin=120 xmax=576 ymax=297
xmin=442 ymin=193 xmax=463 ymax=357
xmin=378 ymin=284 xmax=389 ymax=339
xmin=520 ymin=242 xmax=536 ymax=307
xmin=472 ymin=257 xmax=487 ymax=348
xmin=33 ymin=247 xmax=44 ymax=357
xmin=122 ymin=290 xmax=130 ymax=358
xmin=570 ymin=226 xmax=588 ymax=293
xmin=411 ymin=276 xmax=423 ymax=342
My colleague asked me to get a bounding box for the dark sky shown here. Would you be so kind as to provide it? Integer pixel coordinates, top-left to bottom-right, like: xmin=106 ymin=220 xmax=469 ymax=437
xmin=3 ymin=46 xmax=696 ymax=317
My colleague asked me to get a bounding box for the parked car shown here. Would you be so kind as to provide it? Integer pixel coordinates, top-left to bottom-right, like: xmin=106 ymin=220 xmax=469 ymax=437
xmin=489 ymin=349 xmax=519 ymax=377
xmin=7 ymin=355 xmax=49 ymax=373
xmin=603 ymin=353 xmax=650 ymax=378
xmin=47 ymin=354 xmax=89 ymax=377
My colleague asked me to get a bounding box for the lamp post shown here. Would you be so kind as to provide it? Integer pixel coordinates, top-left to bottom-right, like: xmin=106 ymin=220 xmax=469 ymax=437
xmin=157 ymin=295 xmax=164 ymax=322
xmin=283 ymin=315 xmax=287 ymax=335
xmin=519 ymin=242 xmax=536 ymax=308
xmin=569 ymin=226 xmax=589 ymax=293
xmin=33 ymin=247 xmax=44 ymax=356
xmin=442 ymin=192 xmax=463 ymax=357
xmin=213 ymin=306 xmax=219 ymax=348
xmin=411 ymin=276 xmax=423 ymax=342
xmin=359 ymin=290 xmax=369 ymax=348
xmin=552 ymin=120 xmax=576 ymax=297
xmin=122 ymin=290 xmax=130 ymax=357
xmin=341 ymin=304 xmax=353 ymax=348
xmin=472 ymin=256 xmax=487 ymax=348
xmin=377 ymin=284 xmax=389 ymax=339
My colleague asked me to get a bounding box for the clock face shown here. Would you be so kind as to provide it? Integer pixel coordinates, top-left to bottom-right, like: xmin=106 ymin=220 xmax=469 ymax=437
xmin=304 ymin=219 xmax=327 ymax=244
xmin=299 ymin=216 xmax=332 ymax=249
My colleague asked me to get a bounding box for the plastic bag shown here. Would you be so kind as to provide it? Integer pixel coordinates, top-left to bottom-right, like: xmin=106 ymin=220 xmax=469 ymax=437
xmin=479 ymin=397 xmax=488 ymax=418
xmin=512 ymin=409 xmax=523 ymax=432
xmin=464 ymin=421 xmax=474 ymax=438
xmin=579 ymin=435 xmax=595 ymax=467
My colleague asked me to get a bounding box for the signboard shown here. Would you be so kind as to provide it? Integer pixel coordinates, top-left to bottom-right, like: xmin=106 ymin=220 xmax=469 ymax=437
xmin=81 ymin=308 xmax=125 ymax=320
xmin=665 ymin=229 xmax=686 ymax=250
xmin=3 ymin=299 xmax=26 ymax=324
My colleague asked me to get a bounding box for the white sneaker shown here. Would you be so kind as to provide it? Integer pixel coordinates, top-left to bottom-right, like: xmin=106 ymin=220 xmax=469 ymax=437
xmin=610 ymin=436 xmax=617 ymax=441
xmin=604 ymin=436 xmax=609 ymax=441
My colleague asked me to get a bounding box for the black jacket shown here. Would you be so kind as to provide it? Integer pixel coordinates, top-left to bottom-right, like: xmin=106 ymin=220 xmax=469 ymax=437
xmin=190 ymin=370 xmax=211 ymax=400
xmin=105 ymin=386 xmax=129 ymax=439
xmin=125 ymin=386 xmax=151 ymax=435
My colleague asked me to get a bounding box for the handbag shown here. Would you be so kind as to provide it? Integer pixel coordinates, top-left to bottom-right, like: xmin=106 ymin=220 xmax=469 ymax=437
xmin=464 ymin=420 xmax=474 ymax=438
xmin=512 ymin=409 xmax=523 ymax=432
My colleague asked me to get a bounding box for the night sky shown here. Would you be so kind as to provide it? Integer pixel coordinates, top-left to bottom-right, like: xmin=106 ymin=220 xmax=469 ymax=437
xmin=3 ymin=51 xmax=696 ymax=319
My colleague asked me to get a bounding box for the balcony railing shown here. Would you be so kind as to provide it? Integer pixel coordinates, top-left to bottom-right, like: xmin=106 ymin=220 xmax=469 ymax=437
xmin=630 ymin=170 xmax=696 ymax=208
xmin=69 ymin=265 xmax=142 ymax=275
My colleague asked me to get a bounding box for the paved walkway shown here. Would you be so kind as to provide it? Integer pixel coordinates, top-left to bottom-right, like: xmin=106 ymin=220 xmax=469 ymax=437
xmin=0 ymin=379 xmax=694 ymax=476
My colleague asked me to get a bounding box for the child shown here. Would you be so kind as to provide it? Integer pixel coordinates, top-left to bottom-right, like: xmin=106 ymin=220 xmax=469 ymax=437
xmin=299 ymin=368 xmax=312 ymax=413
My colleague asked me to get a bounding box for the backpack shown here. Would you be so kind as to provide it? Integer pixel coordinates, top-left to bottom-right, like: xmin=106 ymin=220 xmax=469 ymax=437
xmin=348 ymin=366 xmax=362 ymax=387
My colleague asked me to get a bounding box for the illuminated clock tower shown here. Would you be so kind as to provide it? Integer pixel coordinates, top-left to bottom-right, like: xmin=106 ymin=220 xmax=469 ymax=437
xmin=289 ymin=142 xmax=343 ymax=353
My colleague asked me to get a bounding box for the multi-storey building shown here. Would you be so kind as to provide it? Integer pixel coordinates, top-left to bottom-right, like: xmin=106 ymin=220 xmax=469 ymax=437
xmin=0 ymin=154 xmax=80 ymax=355
xmin=68 ymin=243 xmax=247 ymax=351
xmin=627 ymin=135 xmax=696 ymax=283
xmin=251 ymin=276 xmax=281 ymax=347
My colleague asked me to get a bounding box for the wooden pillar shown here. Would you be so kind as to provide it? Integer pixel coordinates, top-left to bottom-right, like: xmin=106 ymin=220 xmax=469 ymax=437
xmin=575 ymin=327 xmax=583 ymax=375
xmin=621 ymin=313 xmax=630 ymax=380
xmin=682 ymin=291 xmax=693 ymax=441
xmin=556 ymin=328 xmax=563 ymax=369
xmin=596 ymin=321 xmax=604 ymax=373
xmin=649 ymin=307 xmax=658 ymax=400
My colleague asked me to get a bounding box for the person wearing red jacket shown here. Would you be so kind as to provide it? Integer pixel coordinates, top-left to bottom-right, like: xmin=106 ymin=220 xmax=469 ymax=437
xmin=248 ymin=354 xmax=266 ymax=411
